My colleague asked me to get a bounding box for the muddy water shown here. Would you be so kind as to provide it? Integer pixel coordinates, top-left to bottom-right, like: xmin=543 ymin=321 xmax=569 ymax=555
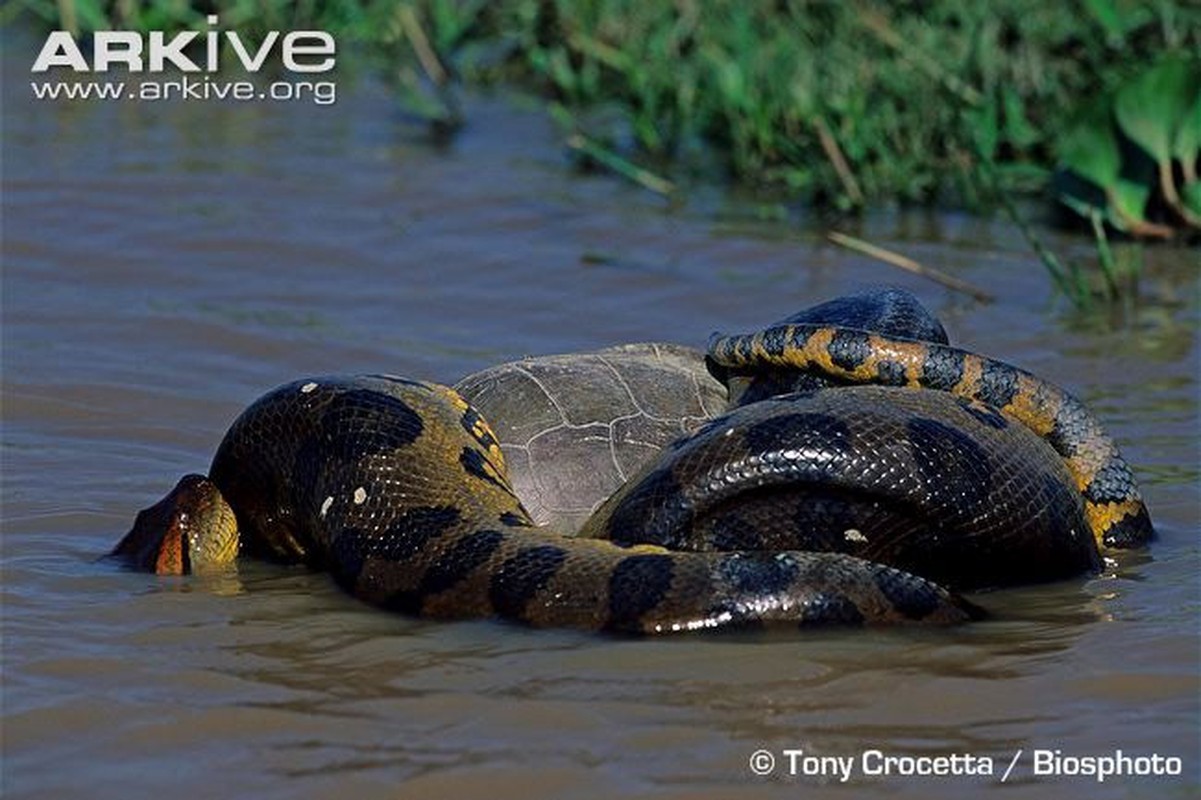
xmin=3 ymin=28 xmax=1198 ymax=800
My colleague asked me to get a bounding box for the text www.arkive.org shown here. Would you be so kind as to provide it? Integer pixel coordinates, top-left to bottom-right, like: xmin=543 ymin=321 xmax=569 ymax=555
xmin=29 ymin=76 xmax=336 ymax=105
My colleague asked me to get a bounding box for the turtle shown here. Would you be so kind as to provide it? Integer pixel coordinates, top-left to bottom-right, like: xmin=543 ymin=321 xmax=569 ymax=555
xmin=110 ymin=289 xmax=1154 ymax=633
xmin=453 ymin=342 xmax=726 ymax=534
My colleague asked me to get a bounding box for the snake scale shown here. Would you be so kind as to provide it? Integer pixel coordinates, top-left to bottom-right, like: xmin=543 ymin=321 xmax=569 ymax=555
xmin=113 ymin=290 xmax=1154 ymax=634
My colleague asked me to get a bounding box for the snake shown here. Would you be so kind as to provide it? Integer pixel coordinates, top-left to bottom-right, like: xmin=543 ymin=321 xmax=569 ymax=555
xmin=112 ymin=290 xmax=1154 ymax=634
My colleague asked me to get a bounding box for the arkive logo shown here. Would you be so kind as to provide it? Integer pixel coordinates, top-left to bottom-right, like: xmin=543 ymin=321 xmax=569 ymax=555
xmin=29 ymin=15 xmax=337 ymax=105
xmin=32 ymin=15 xmax=336 ymax=73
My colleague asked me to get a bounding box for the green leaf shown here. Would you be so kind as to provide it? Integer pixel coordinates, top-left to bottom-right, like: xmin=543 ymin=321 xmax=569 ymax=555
xmin=1172 ymin=91 xmax=1201 ymax=165
xmin=1081 ymin=0 xmax=1126 ymax=40
xmin=547 ymin=101 xmax=576 ymax=131
xmin=969 ymin=100 xmax=999 ymax=161
xmin=1108 ymin=178 xmax=1151 ymax=229
xmin=1055 ymin=103 xmax=1156 ymax=230
xmin=714 ymin=60 xmax=747 ymax=109
xmin=72 ymin=0 xmax=112 ymax=32
xmin=1002 ymin=88 xmax=1039 ymax=151
xmin=1058 ymin=105 xmax=1121 ymax=188
xmin=1114 ymin=59 xmax=1200 ymax=166
xmin=546 ymin=48 xmax=577 ymax=96
xmin=1182 ymin=181 xmax=1201 ymax=217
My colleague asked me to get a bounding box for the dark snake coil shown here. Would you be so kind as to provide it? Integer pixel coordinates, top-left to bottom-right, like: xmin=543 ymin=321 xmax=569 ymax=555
xmin=113 ymin=291 xmax=1154 ymax=633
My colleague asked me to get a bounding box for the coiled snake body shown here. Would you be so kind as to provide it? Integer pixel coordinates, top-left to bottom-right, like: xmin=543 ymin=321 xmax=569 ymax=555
xmin=113 ymin=291 xmax=1154 ymax=633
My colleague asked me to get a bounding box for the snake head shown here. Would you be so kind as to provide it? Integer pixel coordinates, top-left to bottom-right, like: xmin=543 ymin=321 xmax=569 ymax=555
xmin=112 ymin=474 xmax=239 ymax=575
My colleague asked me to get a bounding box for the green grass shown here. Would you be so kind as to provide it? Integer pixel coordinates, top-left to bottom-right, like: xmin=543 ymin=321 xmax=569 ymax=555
xmin=13 ymin=0 xmax=1200 ymax=309
xmin=387 ymin=3 xmax=1197 ymax=208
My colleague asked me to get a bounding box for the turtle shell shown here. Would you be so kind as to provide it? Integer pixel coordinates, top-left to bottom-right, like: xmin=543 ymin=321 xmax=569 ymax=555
xmin=454 ymin=342 xmax=726 ymax=533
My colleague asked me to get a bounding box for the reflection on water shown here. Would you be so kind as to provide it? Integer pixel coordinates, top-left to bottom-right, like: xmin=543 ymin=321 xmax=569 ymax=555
xmin=3 ymin=25 xmax=1198 ymax=800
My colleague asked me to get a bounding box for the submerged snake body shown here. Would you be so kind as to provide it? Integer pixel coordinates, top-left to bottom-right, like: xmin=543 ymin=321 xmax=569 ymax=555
xmin=201 ymin=376 xmax=978 ymax=632
xmin=115 ymin=292 xmax=1154 ymax=633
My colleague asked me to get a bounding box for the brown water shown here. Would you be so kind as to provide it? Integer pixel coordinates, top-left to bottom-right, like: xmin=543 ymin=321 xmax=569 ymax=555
xmin=3 ymin=27 xmax=1198 ymax=800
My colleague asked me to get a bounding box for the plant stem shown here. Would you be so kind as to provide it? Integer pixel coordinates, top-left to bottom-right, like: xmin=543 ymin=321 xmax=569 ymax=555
xmin=827 ymin=231 xmax=994 ymax=302
xmin=565 ymin=133 xmax=676 ymax=197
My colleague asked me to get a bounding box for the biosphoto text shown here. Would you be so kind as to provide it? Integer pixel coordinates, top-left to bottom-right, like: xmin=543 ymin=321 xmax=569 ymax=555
xmin=29 ymin=16 xmax=337 ymax=106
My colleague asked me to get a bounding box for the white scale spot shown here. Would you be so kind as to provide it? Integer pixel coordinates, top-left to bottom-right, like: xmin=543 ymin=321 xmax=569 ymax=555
xmin=301 ymin=382 xmax=319 ymax=393
xmin=353 ymin=487 xmax=368 ymax=505
xmin=320 ymin=496 xmax=334 ymax=517
xmin=844 ymin=529 xmax=868 ymax=544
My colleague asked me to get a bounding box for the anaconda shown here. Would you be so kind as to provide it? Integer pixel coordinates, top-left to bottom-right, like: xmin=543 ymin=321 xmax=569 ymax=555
xmin=112 ymin=290 xmax=1154 ymax=633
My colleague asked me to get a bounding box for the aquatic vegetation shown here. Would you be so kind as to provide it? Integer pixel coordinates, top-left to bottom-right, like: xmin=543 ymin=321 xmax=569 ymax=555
xmin=13 ymin=0 xmax=1198 ymax=309
xmin=19 ymin=2 xmax=1194 ymax=203
xmin=1055 ymin=57 xmax=1200 ymax=238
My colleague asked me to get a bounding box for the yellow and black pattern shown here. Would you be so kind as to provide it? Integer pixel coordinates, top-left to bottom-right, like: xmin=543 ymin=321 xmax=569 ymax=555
xmin=195 ymin=375 xmax=977 ymax=632
xmin=113 ymin=291 xmax=1154 ymax=633
xmin=707 ymin=324 xmax=1154 ymax=549
xmin=579 ymin=385 xmax=1102 ymax=592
